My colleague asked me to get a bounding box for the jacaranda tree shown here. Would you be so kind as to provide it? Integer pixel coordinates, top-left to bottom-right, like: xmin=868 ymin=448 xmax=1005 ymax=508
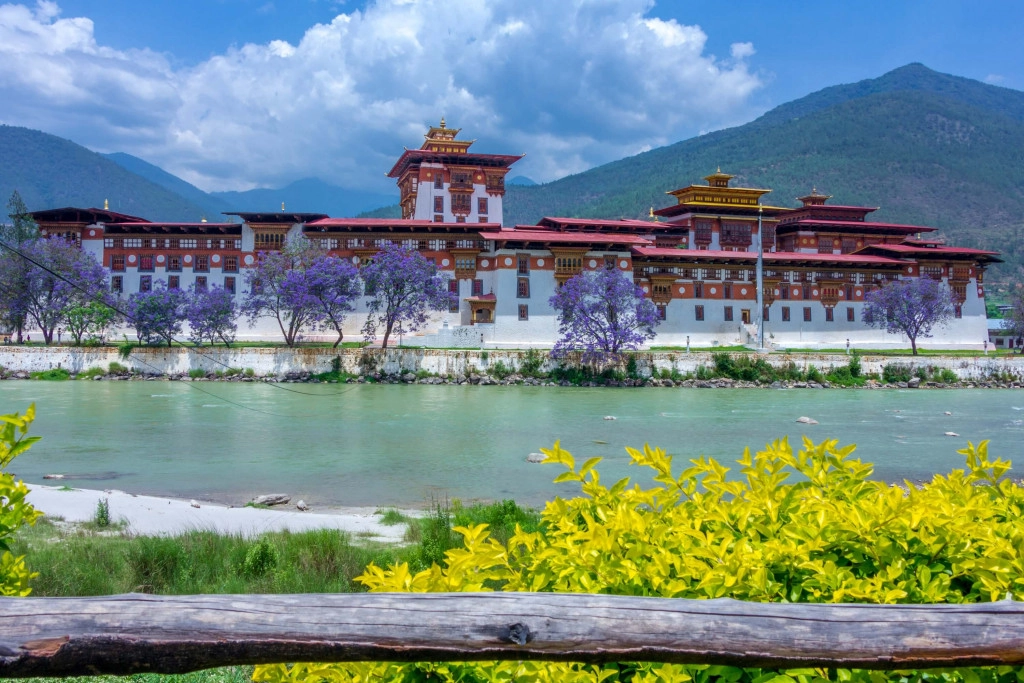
xmin=186 ymin=284 xmax=238 ymax=347
xmin=549 ymin=267 xmax=660 ymax=366
xmin=125 ymin=280 xmax=188 ymax=346
xmin=360 ymin=242 xmax=455 ymax=349
xmin=242 ymin=236 xmax=358 ymax=347
xmin=862 ymin=277 xmax=955 ymax=355
xmin=19 ymin=238 xmax=109 ymax=345
xmin=0 ymin=191 xmax=40 ymax=342
xmin=304 ymin=255 xmax=362 ymax=348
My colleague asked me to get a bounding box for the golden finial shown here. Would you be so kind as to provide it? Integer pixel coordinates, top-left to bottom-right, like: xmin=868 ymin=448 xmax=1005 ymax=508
xmin=201 ymin=215 xmax=207 ymax=223
xmin=717 ymin=166 xmax=721 ymax=173
xmin=104 ymin=198 xmax=109 ymax=210
xmin=281 ymin=202 xmax=286 ymax=211
xmin=440 ymin=116 xmax=446 ymax=129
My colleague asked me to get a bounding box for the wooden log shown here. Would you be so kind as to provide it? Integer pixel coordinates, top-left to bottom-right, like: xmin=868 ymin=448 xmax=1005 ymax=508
xmin=1 ymin=592 xmax=1023 ymax=677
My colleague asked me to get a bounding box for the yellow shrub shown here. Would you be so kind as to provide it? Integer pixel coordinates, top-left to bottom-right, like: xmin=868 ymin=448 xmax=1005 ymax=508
xmin=256 ymin=437 xmax=1024 ymax=683
xmin=0 ymin=405 xmax=41 ymax=597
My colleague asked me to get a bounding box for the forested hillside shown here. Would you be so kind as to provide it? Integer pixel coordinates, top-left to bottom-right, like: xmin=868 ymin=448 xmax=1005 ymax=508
xmin=503 ymin=64 xmax=1024 ymax=281
xmin=0 ymin=126 xmax=212 ymax=221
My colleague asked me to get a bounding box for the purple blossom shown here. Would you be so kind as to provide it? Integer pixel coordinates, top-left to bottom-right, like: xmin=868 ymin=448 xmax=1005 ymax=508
xmin=549 ymin=267 xmax=660 ymax=366
xmin=241 ymin=236 xmax=361 ymax=347
xmin=125 ymin=280 xmax=188 ymax=346
xmin=304 ymin=256 xmax=362 ymax=348
xmin=360 ymin=242 xmax=455 ymax=349
xmin=187 ymin=284 xmax=238 ymax=346
xmin=862 ymin=277 xmax=955 ymax=355
xmin=18 ymin=238 xmax=109 ymax=345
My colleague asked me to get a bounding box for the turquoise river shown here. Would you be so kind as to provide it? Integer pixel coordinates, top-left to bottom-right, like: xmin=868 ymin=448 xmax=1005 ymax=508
xmin=2 ymin=382 xmax=1023 ymax=508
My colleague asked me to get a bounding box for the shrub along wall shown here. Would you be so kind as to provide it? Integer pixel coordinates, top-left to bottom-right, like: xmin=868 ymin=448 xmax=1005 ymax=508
xmin=0 ymin=345 xmax=1023 ymax=381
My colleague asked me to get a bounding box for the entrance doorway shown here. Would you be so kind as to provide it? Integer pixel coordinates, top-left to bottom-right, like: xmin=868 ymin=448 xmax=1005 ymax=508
xmin=741 ymin=309 xmax=752 ymax=325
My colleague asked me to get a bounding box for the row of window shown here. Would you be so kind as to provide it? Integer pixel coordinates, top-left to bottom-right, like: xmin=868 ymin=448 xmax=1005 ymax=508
xmin=432 ymin=196 xmax=489 ymax=214
xmin=688 ymin=305 xmax=859 ymax=323
xmin=111 ymin=275 xmax=237 ymax=294
xmin=110 ymin=255 xmax=239 ymax=273
xmin=105 ymin=238 xmax=240 ymax=250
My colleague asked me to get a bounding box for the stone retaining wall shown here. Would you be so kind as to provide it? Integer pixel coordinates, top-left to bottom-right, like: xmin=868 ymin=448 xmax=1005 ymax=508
xmin=2 ymin=345 xmax=1023 ymax=381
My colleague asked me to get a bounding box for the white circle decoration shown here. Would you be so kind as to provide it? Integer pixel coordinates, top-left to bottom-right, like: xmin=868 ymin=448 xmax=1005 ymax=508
xmin=184 ymin=255 xmax=192 ymax=264
xmin=537 ymin=259 xmax=545 ymax=267
xmin=855 ymin=289 xmax=862 ymax=296
xmin=351 ymin=256 xmax=359 ymax=264
xmin=740 ymin=288 xmax=747 ymax=295
xmin=588 ymin=259 xmax=597 ymax=268
xmin=619 ymin=260 xmax=628 ymax=268
xmin=813 ymin=289 xmax=819 ymax=296
xmin=88 ymin=229 xmax=96 ymax=237
xmin=794 ymin=288 xmax=801 ymax=295
xmin=441 ymin=258 xmax=450 ymax=267
xmin=504 ymin=257 xmax=512 ymax=266
xmin=212 ymin=254 xmax=221 ymax=264
xmin=642 ymin=285 xmax=649 ymax=293
xmin=245 ymin=255 xmax=255 ymax=266
xmin=907 ymin=266 xmax=913 ymax=273
xmin=481 ymin=259 xmax=489 ymax=268
xmin=774 ymin=289 xmax=780 ymax=295
xmin=127 ymin=255 xmax=136 ymax=264
xmin=709 ymin=287 xmax=716 ymax=294
xmin=156 ymin=255 xmax=165 ymax=264
xmin=839 ymin=291 xmax=844 ymax=297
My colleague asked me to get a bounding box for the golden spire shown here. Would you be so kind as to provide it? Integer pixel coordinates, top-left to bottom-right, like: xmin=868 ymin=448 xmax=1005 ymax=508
xmin=281 ymin=202 xmax=286 ymax=211
xmin=439 ymin=116 xmax=446 ymax=129
xmin=200 ymin=215 xmax=207 ymax=223
xmin=104 ymin=198 xmax=109 ymax=210
xmin=649 ymin=206 xmax=660 ymax=222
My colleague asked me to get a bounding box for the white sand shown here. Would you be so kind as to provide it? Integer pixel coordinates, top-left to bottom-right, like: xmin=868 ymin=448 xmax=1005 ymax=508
xmin=26 ymin=483 xmax=411 ymax=541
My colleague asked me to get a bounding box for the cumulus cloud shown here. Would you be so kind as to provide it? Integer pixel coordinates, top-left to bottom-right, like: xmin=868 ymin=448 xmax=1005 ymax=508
xmin=0 ymin=0 xmax=763 ymax=192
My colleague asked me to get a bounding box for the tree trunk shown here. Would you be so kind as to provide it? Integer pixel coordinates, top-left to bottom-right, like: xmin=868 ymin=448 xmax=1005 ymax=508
xmin=381 ymin=320 xmax=394 ymax=349
xmin=910 ymin=337 xmax=918 ymax=355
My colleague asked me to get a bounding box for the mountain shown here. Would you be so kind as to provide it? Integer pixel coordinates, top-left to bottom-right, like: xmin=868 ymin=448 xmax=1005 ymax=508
xmin=504 ymin=64 xmax=1024 ymax=282
xmin=104 ymin=152 xmax=234 ymax=220
xmin=508 ymin=176 xmax=537 ymax=186
xmin=211 ymin=178 xmax=397 ymax=217
xmin=0 ymin=126 xmax=214 ymax=221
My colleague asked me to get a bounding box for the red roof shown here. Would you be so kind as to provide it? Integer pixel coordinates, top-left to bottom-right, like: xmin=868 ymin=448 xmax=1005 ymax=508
xmin=861 ymin=243 xmax=1001 ymax=258
xmin=387 ymin=149 xmax=524 ymax=178
xmin=534 ymin=217 xmax=671 ymax=231
xmin=632 ymin=247 xmax=906 ymax=266
xmin=779 ymin=219 xmax=936 ymax=233
xmin=482 ymin=229 xmax=652 ymax=245
xmin=308 ymin=218 xmax=501 ymax=229
xmin=117 ymin=222 xmax=238 ymax=228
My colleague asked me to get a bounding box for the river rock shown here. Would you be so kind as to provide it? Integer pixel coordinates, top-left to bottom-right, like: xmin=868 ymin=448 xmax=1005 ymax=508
xmin=42 ymin=474 xmax=64 ymax=480
xmin=296 ymin=500 xmax=309 ymax=511
xmin=252 ymin=494 xmax=291 ymax=506
xmin=603 ymin=415 xmax=617 ymax=420
xmin=796 ymin=416 xmax=819 ymax=425
xmin=945 ymin=431 xmax=960 ymax=437
xmin=190 ymin=500 xmax=201 ymax=508
xmin=908 ymin=377 xmax=921 ymax=388
xmin=526 ymin=452 xmax=545 ymax=463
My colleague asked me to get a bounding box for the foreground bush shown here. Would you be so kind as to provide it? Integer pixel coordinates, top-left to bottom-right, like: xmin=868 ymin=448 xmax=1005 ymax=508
xmin=256 ymin=437 xmax=1024 ymax=682
xmin=0 ymin=405 xmax=41 ymax=596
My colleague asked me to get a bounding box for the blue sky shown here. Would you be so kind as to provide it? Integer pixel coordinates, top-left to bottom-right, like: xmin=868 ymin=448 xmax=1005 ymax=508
xmin=2 ymin=0 xmax=1021 ymax=193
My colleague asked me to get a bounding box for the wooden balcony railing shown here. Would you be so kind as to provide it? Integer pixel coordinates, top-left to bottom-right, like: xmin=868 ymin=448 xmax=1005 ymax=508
xmin=1 ymin=593 xmax=1023 ymax=677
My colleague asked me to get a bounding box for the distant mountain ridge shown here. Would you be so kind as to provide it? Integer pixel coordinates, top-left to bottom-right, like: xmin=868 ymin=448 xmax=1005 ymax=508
xmin=211 ymin=178 xmax=397 ymax=218
xmin=0 ymin=126 xmax=213 ymax=221
xmin=502 ymin=64 xmax=1024 ymax=281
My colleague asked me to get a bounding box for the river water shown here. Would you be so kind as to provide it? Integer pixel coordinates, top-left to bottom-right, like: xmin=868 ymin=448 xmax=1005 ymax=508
xmin=2 ymin=382 xmax=1022 ymax=508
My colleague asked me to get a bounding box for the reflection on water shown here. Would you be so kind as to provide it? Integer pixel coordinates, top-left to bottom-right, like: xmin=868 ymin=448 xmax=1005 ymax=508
xmin=2 ymin=382 xmax=1022 ymax=508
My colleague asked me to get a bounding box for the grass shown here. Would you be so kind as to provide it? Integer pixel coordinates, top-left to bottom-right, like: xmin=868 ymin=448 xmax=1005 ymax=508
xmin=19 ymin=666 xmax=255 ymax=683
xmin=29 ymin=368 xmax=70 ymax=380
xmin=376 ymin=509 xmax=411 ymax=526
xmin=782 ymin=348 xmax=1018 ymax=357
xmin=78 ymin=367 xmax=105 ymax=378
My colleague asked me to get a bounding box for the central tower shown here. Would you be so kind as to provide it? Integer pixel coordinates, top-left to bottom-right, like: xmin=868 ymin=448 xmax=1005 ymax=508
xmin=387 ymin=119 xmax=524 ymax=225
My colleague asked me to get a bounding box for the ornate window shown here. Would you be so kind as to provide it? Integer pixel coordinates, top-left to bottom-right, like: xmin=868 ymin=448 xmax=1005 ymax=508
xmin=223 ymin=256 xmax=238 ymax=273
xmin=448 ymin=280 xmax=460 ymax=312
xmin=517 ymin=278 xmax=530 ymax=298
xmin=434 ymin=196 xmax=444 ymax=213
xmin=139 ymin=255 xmax=154 ymax=272
xmin=111 ymin=255 xmax=125 ymax=272
xmin=782 ymin=306 xmax=791 ymax=322
xmin=224 ymin=277 xmax=236 ymax=294
xmin=695 ymin=305 xmax=704 ymax=321
xmin=195 ymin=276 xmax=207 ymax=292
xmin=478 ymin=197 xmax=488 ymax=215
xmin=110 ymin=276 xmax=122 ymax=293
xmin=194 ymin=255 xmax=210 ymax=273
xmin=168 ymin=275 xmax=180 ymax=290
xmin=139 ymin=275 xmax=152 ymax=293
xmin=517 ymin=254 xmax=530 ymax=275
xmin=518 ymin=305 xmax=529 ymax=321
xmin=724 ymin=306 xmax=734 ymax=322
xmin=803 ymin=307 xmax=812 ymax=322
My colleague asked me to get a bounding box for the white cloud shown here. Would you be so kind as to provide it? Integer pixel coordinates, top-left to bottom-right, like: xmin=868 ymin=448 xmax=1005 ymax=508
xmin=984 ymin=74 xmax=1004 ymax=85
xmin=0 ymin=0 xmax=763 ymax=194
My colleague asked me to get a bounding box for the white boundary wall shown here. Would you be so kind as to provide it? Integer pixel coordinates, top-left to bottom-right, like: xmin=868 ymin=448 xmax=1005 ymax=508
xmin=2 ymin=347 xmax=1023 ymax=381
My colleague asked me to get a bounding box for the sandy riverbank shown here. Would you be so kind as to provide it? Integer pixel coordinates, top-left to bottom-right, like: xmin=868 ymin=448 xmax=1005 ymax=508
xmin=26 ymin=483 xmax=413 ymax=541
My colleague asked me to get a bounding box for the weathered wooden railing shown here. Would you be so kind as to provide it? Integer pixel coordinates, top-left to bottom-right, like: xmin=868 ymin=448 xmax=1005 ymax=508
xmin=2 ymin=593 xmax=1024 ymax=677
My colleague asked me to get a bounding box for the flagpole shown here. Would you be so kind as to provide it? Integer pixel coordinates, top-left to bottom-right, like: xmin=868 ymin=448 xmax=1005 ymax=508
xmin=756 ymin=202 xmax=765 ymax=352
